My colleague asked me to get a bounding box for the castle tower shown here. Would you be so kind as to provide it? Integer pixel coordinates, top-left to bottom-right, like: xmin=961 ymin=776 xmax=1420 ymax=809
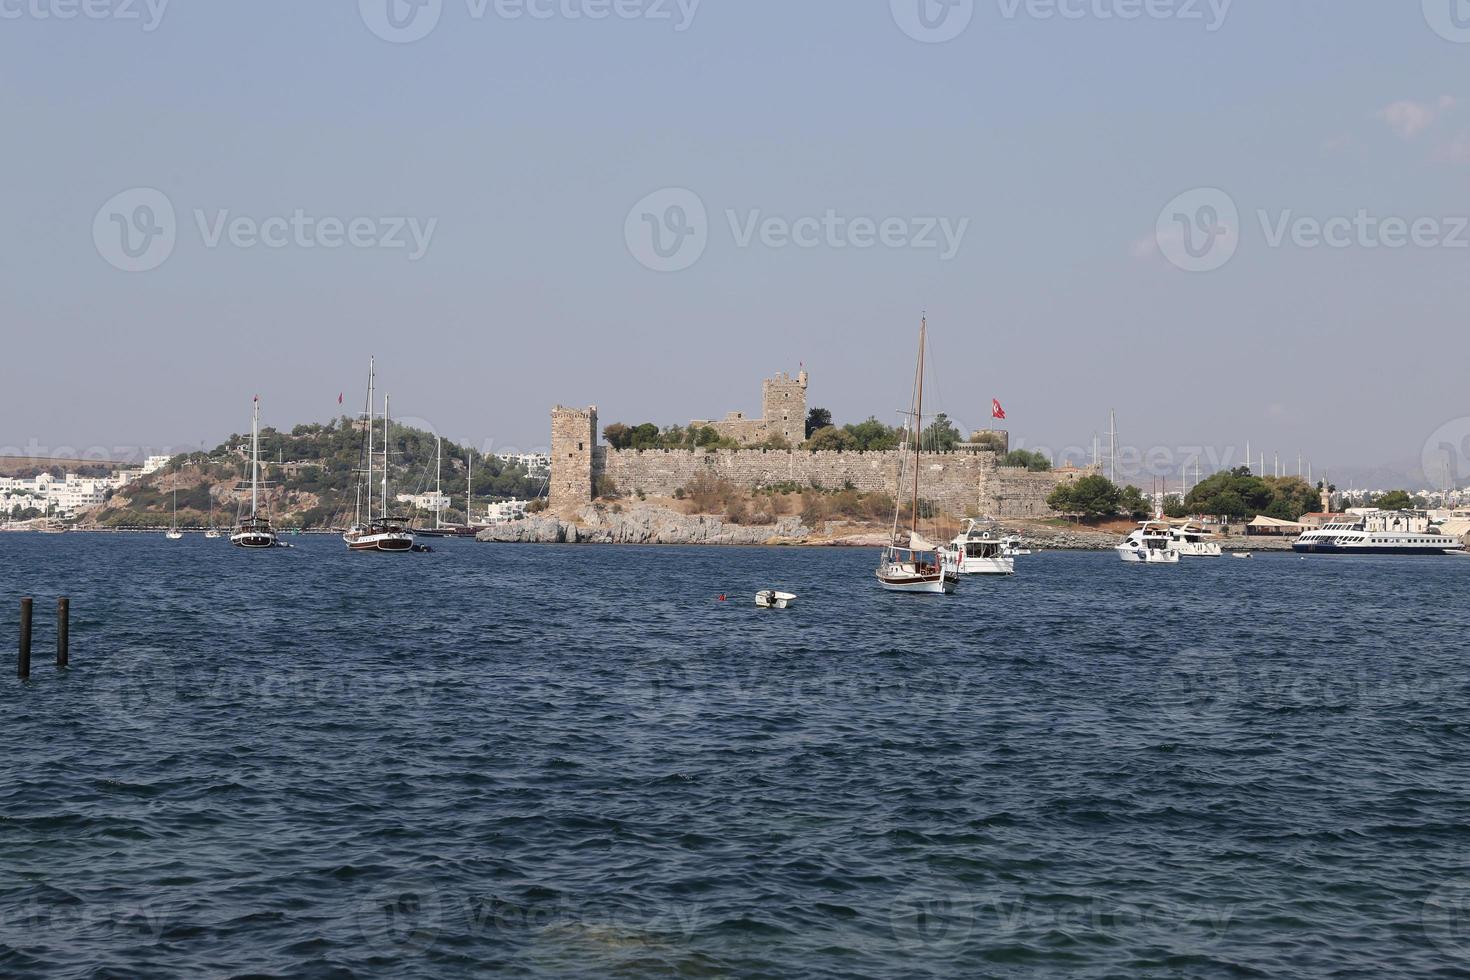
xmin=761 ymin=370 xmax=808 ymax=446
xmin=550 ymin=405 xmax=597 ymax=511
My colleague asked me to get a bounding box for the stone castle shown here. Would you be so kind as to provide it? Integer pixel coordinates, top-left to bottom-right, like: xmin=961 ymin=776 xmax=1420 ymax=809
xmin=689 ymin=370 xmax=808 ymax=447
xmin=551 ymin=370 xmax=1089 ymax=519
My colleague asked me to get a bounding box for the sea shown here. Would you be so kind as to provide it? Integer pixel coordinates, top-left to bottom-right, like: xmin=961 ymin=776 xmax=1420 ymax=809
xmin=3 ymin=533 xmax=1470 ymax=978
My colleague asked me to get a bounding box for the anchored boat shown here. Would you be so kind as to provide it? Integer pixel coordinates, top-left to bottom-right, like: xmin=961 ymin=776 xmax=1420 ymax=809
xmin=230 ymin=396 xmax=281 ymax=549
xmin=342 ymin=357 xmax=415 ymax=554
xmin=1116 ymin=521 xmax=1179 ymax=563
xmin=875 ymin=316 xmax=960 ymax=595
xmin=944 ymin=519 xmax=1016 ymax=576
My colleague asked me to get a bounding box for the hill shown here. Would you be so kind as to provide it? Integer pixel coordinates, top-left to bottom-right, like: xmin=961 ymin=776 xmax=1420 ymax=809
xmin=87 ymin=416 xmax=543 ymax=529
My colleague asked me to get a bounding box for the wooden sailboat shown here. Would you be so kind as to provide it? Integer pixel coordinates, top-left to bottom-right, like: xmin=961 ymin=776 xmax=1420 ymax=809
xmin=230 ymin=396 xmax=280 ymax=549
xmin=343 ymin=357 xmax=415 ymax=553
xmin=875 ymin=316 xmax=958 ymax=594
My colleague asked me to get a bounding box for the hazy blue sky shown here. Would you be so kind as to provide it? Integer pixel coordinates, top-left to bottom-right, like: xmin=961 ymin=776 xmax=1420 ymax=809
xmin=4 ymin=1 xmax=1469 ymax=482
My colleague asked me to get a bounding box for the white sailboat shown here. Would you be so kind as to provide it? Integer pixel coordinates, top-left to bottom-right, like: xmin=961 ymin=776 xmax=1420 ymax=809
xmin=876 ymin=316 xmax=959 ymax=594
xmin=166 ymin=488 xmax=183 ymax=539
xmin=343 ymin=358 xmax=415 ymax=553
xmin=230 ymin=396 xmax=280 ymax=549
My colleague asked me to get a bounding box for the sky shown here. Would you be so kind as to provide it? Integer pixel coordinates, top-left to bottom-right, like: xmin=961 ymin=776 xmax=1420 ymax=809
xmin=3 ymin=1 xmax=1470 ymax=486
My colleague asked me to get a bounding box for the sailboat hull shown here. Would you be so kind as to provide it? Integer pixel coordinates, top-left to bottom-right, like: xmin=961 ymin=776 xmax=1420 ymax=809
xmin=230 ymin=532 xmax=279 ymax=549
xmin=343 ymin=528 xmax=414 ymax=552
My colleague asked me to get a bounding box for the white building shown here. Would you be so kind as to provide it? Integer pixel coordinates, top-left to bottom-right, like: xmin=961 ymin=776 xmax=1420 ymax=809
xmin=396 ymin=492 xmax=452 ymax=513
xmin=495 ymin=453 xmax=550 ymax=478
xmin=141 ymin=455 xmax=173 ymax=475
xmin=482 ymin=498 xmax=529 ymax=524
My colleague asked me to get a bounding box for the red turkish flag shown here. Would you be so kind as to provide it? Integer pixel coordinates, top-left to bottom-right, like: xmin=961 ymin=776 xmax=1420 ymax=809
xmin=991 ymin=399 xmax=1006 ymax=421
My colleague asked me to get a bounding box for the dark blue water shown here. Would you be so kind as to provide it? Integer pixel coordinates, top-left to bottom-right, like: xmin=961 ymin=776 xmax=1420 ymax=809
xmin=4 ymin=535 xmax=1470 ymax=978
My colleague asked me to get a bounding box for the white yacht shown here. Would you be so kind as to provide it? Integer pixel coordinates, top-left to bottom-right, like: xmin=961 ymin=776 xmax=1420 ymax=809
xmin=1000 ymin=534 xmax=1031 ymax=557
xmin=1168 ymin=523 xmax=1222 ymax=558
xmin=944 ymin=520 xmax=1016 ymax=576
xmin=1117 ymin=521 xmax=1180 ymax=563
xmin=1293 ymin=511 xmax=1465 ymax=556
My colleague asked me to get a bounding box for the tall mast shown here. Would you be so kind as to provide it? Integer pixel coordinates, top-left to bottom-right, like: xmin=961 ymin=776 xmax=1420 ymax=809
xmin=250 ymin=396 xmax=260 ymax=519
xmin=466 ymin=449 xmax=474 ymax=526
xmin=1109 ymin=410 xmax=1117 ymax=483
xmin=435 ymin=436 xmax=442 ymax=529
xmin=365 ymin=357 xmax=375 ymax=523
xmin=382 ymin=394 xmax=391 ymax=520
xmin=912 ymin=316 xmax=926 ymax=537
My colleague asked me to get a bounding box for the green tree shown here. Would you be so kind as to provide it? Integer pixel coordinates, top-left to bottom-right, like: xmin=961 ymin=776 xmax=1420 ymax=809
xmin=630 ymin=423 xmax=661 ymax=450
xmin=922 ymin=413 xmax=962 ymax=452
xmin=1002 ymin=449 xmax=1052 ymax=472
xmin=1049 ymin=474 xmax=1123 ymax=520
xmin=805 ymin=408 xmax=833 ymax=439
xmin=1119 ymin=485 xmax=1150 ymax=519
xmin=1373 ymin=490 xmax=1414 ymax=511
xmin=844 ymin=417 xmax=901 ymax=452
xmin=1163 ymin=494 xmax=1188 ymax=519
xmin=806 ymin=426 xmax=858 ymax=451
xmin=602 ymin=423 xmax=632 ymax=449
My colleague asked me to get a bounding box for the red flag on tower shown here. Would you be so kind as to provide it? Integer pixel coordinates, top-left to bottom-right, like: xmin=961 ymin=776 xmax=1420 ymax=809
xmin=992 ymin=399 xmax=1006 ymax=421
xmin=338 ymin=393 xmax=344 ymax=405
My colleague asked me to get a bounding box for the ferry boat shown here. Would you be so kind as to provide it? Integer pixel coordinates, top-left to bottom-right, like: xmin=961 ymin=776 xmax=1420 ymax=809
xmin=1116 ymin=521 xmax=1180 ymax=563
xmin=1293 ymin=511 xmax=1465 ymax=556
xmin=944 ymin=519 xmax=1016 ymax=576
xmin=1168 ymin=523 xmax=1222 ymax=558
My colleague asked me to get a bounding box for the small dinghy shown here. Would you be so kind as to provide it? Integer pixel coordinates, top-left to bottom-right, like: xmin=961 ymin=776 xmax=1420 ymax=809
xmin=756 ymin=590 xmax=797 ymax=609
xmin=1231 ymin=552 xmax=1253 ymax=559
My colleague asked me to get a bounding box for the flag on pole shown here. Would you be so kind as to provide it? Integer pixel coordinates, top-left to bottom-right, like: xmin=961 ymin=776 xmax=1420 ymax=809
xmin=338 ymin=393 xmax=344 ymax=405
xmin=991 ymin=399 xmax=1006 ymax=421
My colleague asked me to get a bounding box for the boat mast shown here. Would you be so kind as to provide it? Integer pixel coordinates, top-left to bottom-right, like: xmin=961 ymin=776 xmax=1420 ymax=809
xmin=250 ymin=396 xmax=260 ymax=519
xmin=466 ymin=449 xmax=474 ymax=526
xmin=912 ymin=316 xmax=926 ymax=538
xmin=382 ymin=394 xmax=391 ymax=520
xmin=365 ymin=357 xmax=375 ymax=525
xmin=435 ymin=436 xmax=442 ymax=530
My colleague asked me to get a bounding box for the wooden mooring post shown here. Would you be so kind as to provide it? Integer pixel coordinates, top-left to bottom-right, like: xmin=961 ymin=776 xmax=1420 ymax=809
xmin=18 ymin=597 xmax=32 ymax=680
xmin=57 ymin=597 xmax=69 ymax=669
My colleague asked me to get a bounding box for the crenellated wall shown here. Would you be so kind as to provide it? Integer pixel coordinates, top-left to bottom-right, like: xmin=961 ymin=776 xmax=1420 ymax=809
xmin=591 ymin=446 xmax=1088 ymax=518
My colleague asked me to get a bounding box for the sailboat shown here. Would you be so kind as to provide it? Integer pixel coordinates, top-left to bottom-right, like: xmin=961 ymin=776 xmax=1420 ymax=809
xmin=36 ymin=496 xmax=67 ymax=534
xmin=419 ymin=442 xmax=481 ymax=538
xmin=166 ymin=488 xmax=184 ymax=539
xmin=875 ymin=316 xmax=959 ymax=594
xmin=230 ymin=396 xmax=280 ymax=549
xmin=415 ymin=437 xmax=456 ymax=539
xmin=343 ymin=357 xmax=415 ymax=553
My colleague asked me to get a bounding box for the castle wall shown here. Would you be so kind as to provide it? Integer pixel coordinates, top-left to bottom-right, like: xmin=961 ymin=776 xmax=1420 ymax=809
xmin=597 ymin=448 xmax=1062 ymax=517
